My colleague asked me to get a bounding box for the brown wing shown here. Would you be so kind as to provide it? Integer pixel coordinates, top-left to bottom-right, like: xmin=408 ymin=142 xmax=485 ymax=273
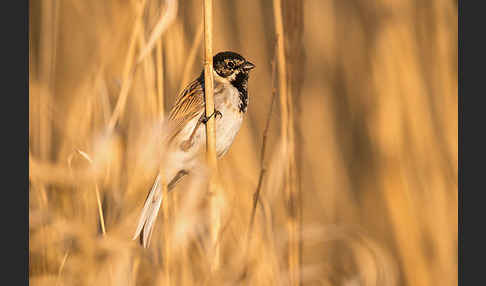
xmin=166 ymin=78 xmax=205 ymax=143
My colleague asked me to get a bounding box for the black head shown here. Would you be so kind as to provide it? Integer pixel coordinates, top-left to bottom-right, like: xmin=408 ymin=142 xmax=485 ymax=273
xmin=213 ymin=51 xmax=255 ymax=79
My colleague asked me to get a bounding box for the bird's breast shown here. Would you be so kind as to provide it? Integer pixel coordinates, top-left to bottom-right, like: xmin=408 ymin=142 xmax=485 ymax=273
xmin=214 ymin=85 xmax=244 ymax=157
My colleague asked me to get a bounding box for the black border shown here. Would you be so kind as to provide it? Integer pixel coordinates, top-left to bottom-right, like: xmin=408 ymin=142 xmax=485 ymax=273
xmin=460 ymin=0 xmax=485 ymax=284
xmin=1 ymin=0 xmax=29 ymax=284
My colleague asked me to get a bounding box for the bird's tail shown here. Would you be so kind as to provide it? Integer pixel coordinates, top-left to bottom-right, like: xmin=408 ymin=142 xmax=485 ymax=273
xmin=133 ymin=174 xmax=163 ymax=248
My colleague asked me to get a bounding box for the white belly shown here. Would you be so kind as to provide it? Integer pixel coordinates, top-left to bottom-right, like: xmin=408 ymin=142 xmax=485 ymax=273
xmin=214 ymin=99 xmax=243 ymax=157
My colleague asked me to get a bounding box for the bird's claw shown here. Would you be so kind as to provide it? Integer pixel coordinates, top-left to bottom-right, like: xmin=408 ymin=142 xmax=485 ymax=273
xmin=201 ymin=110 xmax=222 ymax=124
xmin=215 ymin=110 xmax=223 ymax=120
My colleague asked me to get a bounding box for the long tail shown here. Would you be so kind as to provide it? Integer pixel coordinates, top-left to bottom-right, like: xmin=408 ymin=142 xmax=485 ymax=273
xmin=133 ymin=175 xmax=163 ymax=248
xmin=132 ymin=170 xmax=189 ymax=248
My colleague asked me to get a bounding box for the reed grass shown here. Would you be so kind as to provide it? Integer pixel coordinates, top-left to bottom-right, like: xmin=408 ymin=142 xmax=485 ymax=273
xmin=156 ymin=38 xmax=164 ymax=117
xmin=29 ymin=0 xmax=458 ymax=285
xmin=273 ymin=0 xmax=301 ymax=284
xmin=202 ymin=0 xmax=222 ymax=272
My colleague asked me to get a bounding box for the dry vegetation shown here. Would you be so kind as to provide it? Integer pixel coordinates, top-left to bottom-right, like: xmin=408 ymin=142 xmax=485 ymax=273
xmin=29 ymin=0 xmax=458 ymax=285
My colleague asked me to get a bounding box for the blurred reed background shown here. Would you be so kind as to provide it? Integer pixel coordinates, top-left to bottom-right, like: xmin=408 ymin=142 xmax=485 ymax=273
xmin=29 ymin=0 xmax=458 ymax=285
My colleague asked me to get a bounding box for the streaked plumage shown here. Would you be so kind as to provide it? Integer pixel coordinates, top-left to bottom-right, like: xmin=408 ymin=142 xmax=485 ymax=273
xmin=133 ymin=51 xmax=255 ymax=247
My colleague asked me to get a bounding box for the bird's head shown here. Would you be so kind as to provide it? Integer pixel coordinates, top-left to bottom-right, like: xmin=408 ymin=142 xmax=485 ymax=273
xmin=212 ymin=51 xmax=255 ymax=83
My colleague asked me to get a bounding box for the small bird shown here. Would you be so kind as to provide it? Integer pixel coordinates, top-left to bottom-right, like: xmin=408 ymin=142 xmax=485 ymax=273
xmin=133 ymin=51 xmax=255 ymax=247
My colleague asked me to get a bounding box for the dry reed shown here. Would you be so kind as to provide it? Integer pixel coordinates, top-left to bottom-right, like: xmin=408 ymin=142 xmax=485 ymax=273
xmin=202 ymin=0 xmax=221 ymax=272
xmin=273 ymin=0 xmax=301 ymax=284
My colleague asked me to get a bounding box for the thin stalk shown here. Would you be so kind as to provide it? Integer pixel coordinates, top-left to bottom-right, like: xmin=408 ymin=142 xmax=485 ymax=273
xmin=55 ymin=249 xmax=70 ymax=286
xmin=156 ymin=38 xmax=165 ymax=117
xmin=37 ymin=0 xmax=60 ymax=273
xmin=95 ymin=185 xmax=106 ymax=235
xmin=156 ymin=37 xmax=169 ymax=284
xmin=247 ymin=40 xmax=278 ymax=245
xmin=203 ymin=0 xmax=220 ymax=271
xmin=76 ymin=150 xmax=107 ymax=236
xmin=137 ymin=0 xmax=178 ymax=64
xmin=273 ymin=0 xmax=300 ymax=285
xmin=241 ymin=43 xmax=278 ymax=280
xmin=179 ymin=21 xmax=204 ymax=91
xmin=107 ymin=0 xmax=146 ymax=131
xmin=93 ymin=67 xmax=111 ymax=125
xmin=138 ymin=27 xmax=158 ymax=118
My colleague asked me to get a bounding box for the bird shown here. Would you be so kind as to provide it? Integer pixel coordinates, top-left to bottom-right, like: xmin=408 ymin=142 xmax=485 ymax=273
xmin=133 ymin=51 xmax=255 ymax=248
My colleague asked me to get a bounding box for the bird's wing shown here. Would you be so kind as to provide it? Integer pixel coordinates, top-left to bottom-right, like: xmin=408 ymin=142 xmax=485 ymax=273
xmin=165 ymin=74 xmax=226 ymax=145
xmin=166 ymin=77 xmax=206 ymax=143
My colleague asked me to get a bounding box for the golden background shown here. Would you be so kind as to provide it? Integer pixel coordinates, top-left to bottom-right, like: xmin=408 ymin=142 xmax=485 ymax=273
xmin=29 ymin=0 xmax=458 ymax=285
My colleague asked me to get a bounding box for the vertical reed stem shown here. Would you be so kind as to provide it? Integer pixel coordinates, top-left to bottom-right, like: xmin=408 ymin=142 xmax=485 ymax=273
xmin=138 ymin=29 xmax=157 ymax=117
xmin=107 ymin=0 xmax=146 ymax=131
xmin=156 ymin=38 xmax=164 ymax=118
xmin=75 ymin=150 xmax=107 ymax=236
xmin=153 ymin=5 xmax=169 ymax=283
xmin=203 ymin=0 xmax=220 ymax=271
xmin=155 ymin=13 xmax=169 ymax=284
xmin=247 ymin=41 xmax=278 ymax=246
xmin=179 ymin=22 xmax=204 ymax=91
xmin=37 ymin=0 xmax=59 ymax=273
xmin=273 ymin=0 xmax=300 ymax=285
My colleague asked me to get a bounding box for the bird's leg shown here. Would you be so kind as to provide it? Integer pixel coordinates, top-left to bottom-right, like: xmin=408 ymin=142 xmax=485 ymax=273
xmin=200 ymin=110 xmax=222 ymax=124
xmin=180 ymin=110 xmax=222 ymax=151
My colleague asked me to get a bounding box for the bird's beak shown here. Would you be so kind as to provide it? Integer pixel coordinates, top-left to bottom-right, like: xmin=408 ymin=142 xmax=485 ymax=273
xmin=242 ymin=61 xmax=255 ymax=71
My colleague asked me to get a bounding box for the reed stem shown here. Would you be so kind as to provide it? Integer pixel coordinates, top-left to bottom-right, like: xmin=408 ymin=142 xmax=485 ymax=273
xmin=107 ymin=0 xmax=146 ymax=131
xmin=273 ymin=0 xmax=300 ymax=284
xmin=203 ymin=0 xmax=220 ymax=271
xmin=156 ymin=38 xmax=164 ymax=118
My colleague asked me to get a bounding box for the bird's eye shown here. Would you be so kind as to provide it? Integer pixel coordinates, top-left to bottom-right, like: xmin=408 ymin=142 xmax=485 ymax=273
xmin=227 ymin=61 xmax=235 ymax=68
